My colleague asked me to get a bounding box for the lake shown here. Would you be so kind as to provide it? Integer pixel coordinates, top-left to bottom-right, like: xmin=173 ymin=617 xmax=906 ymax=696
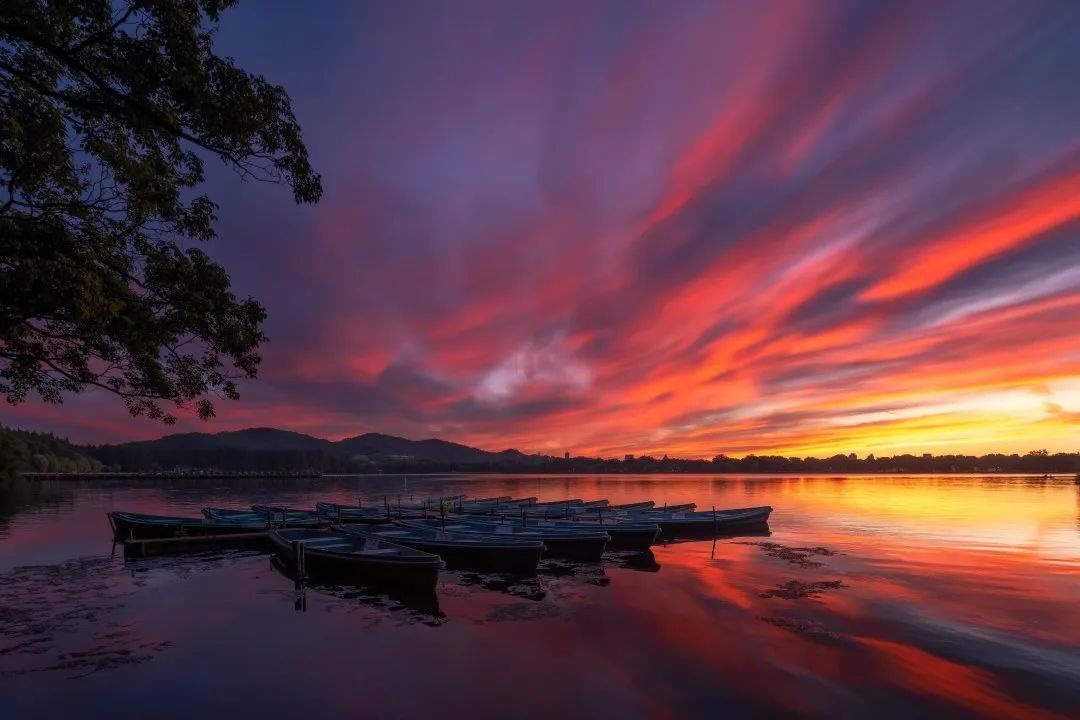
xmin=1 ymin=474 xmax=1078 ymax=719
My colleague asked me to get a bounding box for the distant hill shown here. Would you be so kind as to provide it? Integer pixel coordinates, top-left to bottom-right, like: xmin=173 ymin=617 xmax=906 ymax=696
xmin=336 ymin=432 xmax=525 ymax=464
xmin=84 ymin=428 xmax=536 ymax=472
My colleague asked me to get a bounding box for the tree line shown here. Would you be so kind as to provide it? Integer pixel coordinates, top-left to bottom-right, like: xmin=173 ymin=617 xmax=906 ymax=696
xmin=0 ymin=425 xmax=101 ymax=480
xmin=73 ymin=442 xmax=1080 ymax=475
xmin=86 ymin=444 xmax=362 ymax=474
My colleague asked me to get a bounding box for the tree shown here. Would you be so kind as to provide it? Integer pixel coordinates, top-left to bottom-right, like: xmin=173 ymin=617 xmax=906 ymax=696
xmin=0 ymin=1 xmax=321 ymax=422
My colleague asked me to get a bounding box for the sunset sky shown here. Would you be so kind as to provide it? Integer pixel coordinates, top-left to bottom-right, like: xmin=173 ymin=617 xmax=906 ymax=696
xmin=4 ymin=0 xmax=1080 ymax=457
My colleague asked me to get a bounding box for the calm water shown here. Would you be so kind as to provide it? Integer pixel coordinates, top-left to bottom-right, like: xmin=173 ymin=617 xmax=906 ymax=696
xmin=1 ymin=474 xmax=1077 ymax=719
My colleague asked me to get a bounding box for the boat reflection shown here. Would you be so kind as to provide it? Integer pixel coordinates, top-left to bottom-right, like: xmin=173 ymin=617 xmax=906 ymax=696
xmin=606 ymin=549 xmax=661 ymax=572
xmin=268 ymin=555 xmax=443 ymax=620
xmin=451 ymin=569 xmax=547 ymax=601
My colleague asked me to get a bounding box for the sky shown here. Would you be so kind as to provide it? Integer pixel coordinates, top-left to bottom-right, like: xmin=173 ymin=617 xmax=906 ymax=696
xmin=4 ymin=0 xmax=1080 ymax=458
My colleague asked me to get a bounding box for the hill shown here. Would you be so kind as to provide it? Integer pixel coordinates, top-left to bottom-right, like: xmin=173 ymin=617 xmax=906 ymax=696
xmin=85 ymin=428 xmax=534 ymax=472
xmin=336 ymin=432 xmax=525 ymax=464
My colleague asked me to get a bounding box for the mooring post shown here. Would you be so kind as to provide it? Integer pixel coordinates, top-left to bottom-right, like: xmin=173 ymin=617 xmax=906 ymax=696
xmin=712 ymin=506 xmax=718 ymax=535
xmin=292 ymin=540 xmax=303 ymax=590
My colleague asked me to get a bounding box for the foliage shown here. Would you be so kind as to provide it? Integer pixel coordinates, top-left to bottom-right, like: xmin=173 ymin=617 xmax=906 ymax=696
xmin=0 ymin=424 xmax=101 ymax=480
xmin=0 ymin=1 xmax=321 ymax=422
xmin=80 ymin=426 xmax=1080 ymax=474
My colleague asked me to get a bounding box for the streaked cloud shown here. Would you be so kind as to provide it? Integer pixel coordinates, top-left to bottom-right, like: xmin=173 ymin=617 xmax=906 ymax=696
xmin=4 ymin=0 xmax=1079 ymax=456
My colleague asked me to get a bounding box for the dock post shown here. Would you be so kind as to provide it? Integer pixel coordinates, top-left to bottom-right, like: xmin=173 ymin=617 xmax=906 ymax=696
xmin=712 ymin=506 xmax=718 ymax=535
xmin=292 ymin=540 xmax=306 ymax=589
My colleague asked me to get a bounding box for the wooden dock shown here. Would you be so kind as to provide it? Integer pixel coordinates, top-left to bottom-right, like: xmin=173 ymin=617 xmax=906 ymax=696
xmin=24 ymin=470 xmax=322 ymax=481
xmin=121 ymin=531 xmax=271 ymax=557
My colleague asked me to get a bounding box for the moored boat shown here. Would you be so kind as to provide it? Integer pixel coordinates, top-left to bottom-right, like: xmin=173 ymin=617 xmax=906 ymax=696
xmin=203 ymin=507 xmax=322 ymax=528
xmin=605 ymin=500 xmax=656 ymax=511
xmin=251 ymin=504 xmax=322 ymax=520
xmin=315 ymin=502 xmax=400 ymax=523
xmin=455 ymin=496 xmax=539 ymax=515
xmin=398 ymin=518 xmax=609 ymax=561
xmin=629 ymin=505 xmax=772 ymax=537
xmin=334 ymin=522 xmax=544 ymax=573
xmin=457 ymin=515 xmax=660 ymax=551
xmin=487 ymin=499 xmax=611 ymax=518
xmin=108 ymin=511 xmax=266 ymax=541
xmin=269 ymin=528 xmax=442 ymax=590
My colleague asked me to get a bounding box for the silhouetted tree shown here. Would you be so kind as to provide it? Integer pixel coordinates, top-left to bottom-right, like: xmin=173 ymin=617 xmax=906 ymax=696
xmin=1 ymin=1 xmax=321 ymax=422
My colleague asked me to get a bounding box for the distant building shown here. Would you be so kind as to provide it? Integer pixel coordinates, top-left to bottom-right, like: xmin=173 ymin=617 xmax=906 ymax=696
xmin=624 ymin=454 xmax=635 ymax=462
xmin=923 ymin=453 xmax=932 ymax=459
xmin=564 ymin=451 xmax=570 ymax=460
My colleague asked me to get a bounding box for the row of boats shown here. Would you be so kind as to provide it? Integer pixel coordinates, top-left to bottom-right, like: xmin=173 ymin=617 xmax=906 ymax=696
xmin=108 ymin=496 xmax=773 ymax=591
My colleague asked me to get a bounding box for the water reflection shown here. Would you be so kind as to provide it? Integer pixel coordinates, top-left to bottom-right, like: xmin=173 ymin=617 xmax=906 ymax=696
xmin=267 ymin=555 xmax=443 ymax=621
xmin=0 ymin=474 xmax=1077 ymax=719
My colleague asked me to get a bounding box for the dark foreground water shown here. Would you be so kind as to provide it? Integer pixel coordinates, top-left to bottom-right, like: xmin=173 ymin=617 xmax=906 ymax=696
xmin=1 ymin=474 xmax=1077 ymax=720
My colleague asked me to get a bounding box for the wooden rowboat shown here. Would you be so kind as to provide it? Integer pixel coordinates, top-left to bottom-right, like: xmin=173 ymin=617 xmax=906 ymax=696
xmin=455 ymin=515 xmax=660 ymax=552
xmin=398 ymin=518 xmax=609 ymax=561
xmin=270 ymin=528 xmax=442 ymax=591
xmin=334 ymin=522 xmax=544 ymax=573
xmin=629 ymin=506 xmax=773 ymax=537
xmin=108 ymin=511 xmax=265 ymax=541
xmin=203 ymin=507 xmax=321 ymax=528
xmin=314 ymin=502 xmax=402 ymax=523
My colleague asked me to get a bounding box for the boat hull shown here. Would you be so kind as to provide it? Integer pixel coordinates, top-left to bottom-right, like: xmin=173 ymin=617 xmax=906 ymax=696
xmin=269 ymin=531 xmax=439 ymax=591
xmin=336 ymin=526 xmax=544 ymax=574
xmin=109 ymin=512 xmax=264 ymax=542
xmin=399 ymin=520 xmax=609 ymax=561
xmin=500 ymin=519 xmax=659 ymax=551
xmin=639 ymin=507 xmax=773 ymax=538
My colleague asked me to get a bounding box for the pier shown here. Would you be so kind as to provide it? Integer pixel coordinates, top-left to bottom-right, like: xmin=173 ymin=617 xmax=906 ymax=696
xmin=23 ymin=470 xmax=323 ymax=481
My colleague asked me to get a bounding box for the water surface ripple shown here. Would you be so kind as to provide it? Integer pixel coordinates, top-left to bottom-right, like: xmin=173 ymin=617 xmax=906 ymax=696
xmin=1 ymin=474 xmax=1077 ymax=719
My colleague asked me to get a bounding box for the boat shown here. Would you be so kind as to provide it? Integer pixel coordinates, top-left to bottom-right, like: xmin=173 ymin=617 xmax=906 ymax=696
xmin=647 ymin=502 xmax=697 ymax=513
xmin=269 ymin=528 xmax=442 ymax=590
xmin=397 ymin=518 xmax=609 ymax=561
xmin=531 ymin=498 xmax=609 ymax=507
xmin=108 ymin=511 xmax=266 ymax=541
xmin=455 ymin=497 xmax=539 ymax=515
xmin=487 ymin=499 xmax=611 ymax=518
xmin=203 ymin=507 xmax=322 ymax=528
xmin=251 ymin=504 xmax=321 ymax=520
xmin=629 ymin=506 xmax=773 ymax=537
xmin=455 ymin=516 xmax=660 ymax=551
xmin=334 ymin=522 xmax=545 ymax=573
xmin=606 ymin=501 xmax=656 ymax=511
xmin=314 ymin=502 xmax=401 ymax=523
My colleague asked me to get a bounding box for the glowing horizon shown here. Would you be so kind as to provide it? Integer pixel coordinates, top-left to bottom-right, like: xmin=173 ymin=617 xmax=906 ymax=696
xmin=2 ymin=1 xmax=1079 ymax=458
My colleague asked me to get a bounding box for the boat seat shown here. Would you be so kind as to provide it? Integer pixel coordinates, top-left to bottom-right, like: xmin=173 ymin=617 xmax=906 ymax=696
xmin=359 ymin=548 xmax=396 ymax=555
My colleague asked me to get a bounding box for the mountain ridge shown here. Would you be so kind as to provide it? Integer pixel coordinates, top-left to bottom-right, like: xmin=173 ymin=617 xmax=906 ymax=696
xmin=85 ymin=427 xmax=538 ymax=470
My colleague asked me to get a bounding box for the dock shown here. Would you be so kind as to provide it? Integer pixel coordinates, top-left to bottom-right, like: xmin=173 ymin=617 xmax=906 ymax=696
xmin=121 ymin=531 xmax=271 ymax=557
xmin=24 ymin=470 xmax=323 ymax=481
